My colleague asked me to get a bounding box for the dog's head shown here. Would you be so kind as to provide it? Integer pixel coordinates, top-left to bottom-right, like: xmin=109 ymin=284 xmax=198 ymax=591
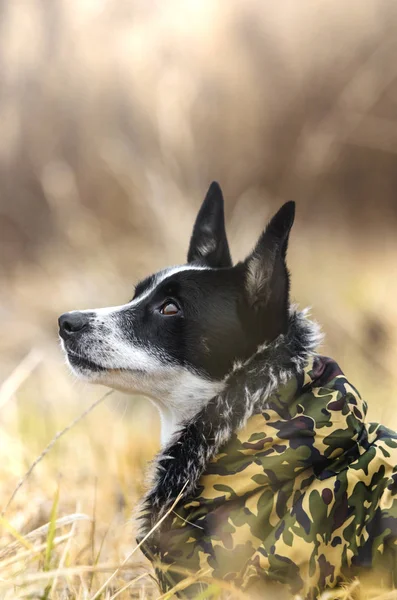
xmin=59 ymin=183 xmax=295 ymax=417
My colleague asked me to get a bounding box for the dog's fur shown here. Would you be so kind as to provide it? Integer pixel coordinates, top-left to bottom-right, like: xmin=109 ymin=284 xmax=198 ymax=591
xmin=139 ymin=306 xmax=322 ymax=536
xmin=59 ymin=182 xmax=297 ymax=447
xmin=59 ymin=189 xmax=397 ymax=597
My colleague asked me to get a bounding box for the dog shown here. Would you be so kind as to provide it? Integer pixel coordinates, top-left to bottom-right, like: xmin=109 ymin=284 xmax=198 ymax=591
xmin=59 ymin=183 xmax=397 ymax=599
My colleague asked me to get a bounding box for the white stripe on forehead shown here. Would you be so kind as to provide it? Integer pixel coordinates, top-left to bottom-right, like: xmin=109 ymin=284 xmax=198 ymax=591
xmin=78 ymin=264 xmax=210 ymax=317
xmin=132 ymin=264 xmax=210 ymax=305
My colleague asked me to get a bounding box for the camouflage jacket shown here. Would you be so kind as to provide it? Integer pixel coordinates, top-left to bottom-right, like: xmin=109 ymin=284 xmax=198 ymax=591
xmin=139 ymin=312 xmax=397 ymax=598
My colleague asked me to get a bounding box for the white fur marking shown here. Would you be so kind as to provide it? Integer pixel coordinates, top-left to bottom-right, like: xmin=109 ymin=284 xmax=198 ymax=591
xmin=73 ymin=265 xmax=210 ymax=318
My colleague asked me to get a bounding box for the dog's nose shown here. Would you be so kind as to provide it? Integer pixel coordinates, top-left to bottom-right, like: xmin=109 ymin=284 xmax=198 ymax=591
xmin=58 ymin=312 xmax=89 ymax=340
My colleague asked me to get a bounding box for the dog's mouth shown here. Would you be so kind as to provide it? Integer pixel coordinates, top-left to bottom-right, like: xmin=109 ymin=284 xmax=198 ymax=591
xmin=65 ymin=348 xmax=147 ymax=376
xmin=66 ymin=349 xmax=108 ymax=372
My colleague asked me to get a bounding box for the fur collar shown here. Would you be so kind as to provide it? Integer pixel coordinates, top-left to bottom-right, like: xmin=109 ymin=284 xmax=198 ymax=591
xmin=139 ymin=307 xmax=322 ymax=536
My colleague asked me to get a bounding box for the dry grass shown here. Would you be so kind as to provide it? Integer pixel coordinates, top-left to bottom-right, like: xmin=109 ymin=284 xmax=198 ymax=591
xmin=1 ymin=1 xmax=397 ymax=598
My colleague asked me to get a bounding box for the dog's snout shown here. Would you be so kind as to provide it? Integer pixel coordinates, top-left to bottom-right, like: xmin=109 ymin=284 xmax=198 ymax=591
xmin=58 ymin=311 xmax=90 ymax=340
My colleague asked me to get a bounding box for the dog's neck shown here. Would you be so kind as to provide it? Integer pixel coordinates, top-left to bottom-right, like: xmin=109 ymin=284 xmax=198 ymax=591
xmin=145 ymin=372 xmax=226 ymax=446
xmin=156 ymin=407 xmax=181 ymax=447
xmin=154 ymin=405 xmax=198 ymax=447
xmin=139 ymin=307 xmax=323 ymax=535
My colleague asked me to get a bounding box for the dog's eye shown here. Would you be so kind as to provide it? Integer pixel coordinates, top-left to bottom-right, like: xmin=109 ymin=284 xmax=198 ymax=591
xmin=159 ymin=302 xmax=180 ymax=316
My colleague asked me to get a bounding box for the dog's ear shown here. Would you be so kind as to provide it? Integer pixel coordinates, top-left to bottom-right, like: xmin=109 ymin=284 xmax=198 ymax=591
xmin=187 ymin=182 xmax=232 ymax=268
xmin=244 ymin=201 xmax=295 ymax=309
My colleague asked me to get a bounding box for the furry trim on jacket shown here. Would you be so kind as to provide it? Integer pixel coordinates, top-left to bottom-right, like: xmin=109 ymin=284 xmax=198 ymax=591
xmin=138 ymin=307 xmax=321 ymax=535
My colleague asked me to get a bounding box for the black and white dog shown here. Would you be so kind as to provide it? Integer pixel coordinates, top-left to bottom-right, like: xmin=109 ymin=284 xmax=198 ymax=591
xmin=59 ymin=186 xmax=397 ymax=598
xmin=59 ymin=182 xmax=296 ymax=447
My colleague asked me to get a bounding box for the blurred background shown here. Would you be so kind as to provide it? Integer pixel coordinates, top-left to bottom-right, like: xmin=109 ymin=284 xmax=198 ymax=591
xmin=1 ymin=0 xmax=397 ymax=597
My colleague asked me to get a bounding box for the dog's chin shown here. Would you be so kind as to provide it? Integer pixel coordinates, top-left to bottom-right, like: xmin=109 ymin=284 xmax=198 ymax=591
xmin=65 ymin=352 xmax=108 ymax=381
xmin=65 ymin=351 xmax=148 ymax=391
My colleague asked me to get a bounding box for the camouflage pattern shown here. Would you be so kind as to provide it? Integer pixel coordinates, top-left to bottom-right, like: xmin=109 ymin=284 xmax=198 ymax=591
xmin=142 ymin=355 xmax=397 ymax=598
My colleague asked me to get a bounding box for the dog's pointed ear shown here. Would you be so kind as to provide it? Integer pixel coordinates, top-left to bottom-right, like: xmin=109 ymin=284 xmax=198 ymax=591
xmin=187 ymin=182 xmax=232 ymax=268
xmin=244 ymin=201 xmax=295 ymax=308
